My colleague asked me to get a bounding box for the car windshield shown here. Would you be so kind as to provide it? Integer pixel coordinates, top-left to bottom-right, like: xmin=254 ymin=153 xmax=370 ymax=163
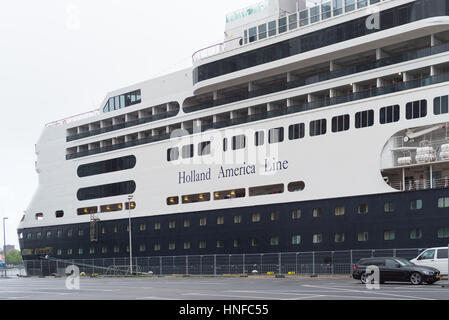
xmin=395 ymin=258 xmax=415 ymax=266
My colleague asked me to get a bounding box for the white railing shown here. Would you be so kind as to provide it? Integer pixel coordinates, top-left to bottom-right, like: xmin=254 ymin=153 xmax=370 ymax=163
xmin=388 ymin=177 xmax=449 ymax=191
xmin=45 ymin=109 xmax=100 ymax=128
xmin=192 ymin=37 xmax=243 ymax=63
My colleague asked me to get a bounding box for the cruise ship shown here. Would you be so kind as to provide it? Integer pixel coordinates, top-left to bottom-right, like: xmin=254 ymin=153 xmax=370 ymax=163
xmin=18 ymin=0 xmax=449 ymax=275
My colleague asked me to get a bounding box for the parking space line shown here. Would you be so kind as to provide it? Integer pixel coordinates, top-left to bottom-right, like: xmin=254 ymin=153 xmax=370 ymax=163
xmin=302 ymin=284 xmax=436 ymax=300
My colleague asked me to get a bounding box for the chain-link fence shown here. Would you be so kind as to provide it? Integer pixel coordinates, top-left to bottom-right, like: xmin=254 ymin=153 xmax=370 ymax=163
xmin=20 ymin=248 xmax=428 ymax=277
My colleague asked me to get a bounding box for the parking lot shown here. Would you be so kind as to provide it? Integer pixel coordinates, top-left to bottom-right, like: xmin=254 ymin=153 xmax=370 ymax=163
xmin=1 ymin=275 xmax=449 ymax=300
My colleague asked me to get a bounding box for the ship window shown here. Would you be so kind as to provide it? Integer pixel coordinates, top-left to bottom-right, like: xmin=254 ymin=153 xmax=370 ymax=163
xmin=249 ymin=27 xmax=257 ymax=43
xmin=438 ymin=228 xmax=449 ymax=239
xmin=310 ymin=119 xmax=327 ymax=136
xmin=223 ymin=137 xmax=228 ymax=152
xmin=114 ymin=246 xmax=120 ymax=253
xmin=410 ymin=199 xmax=423 ymax=210
xmin=313 ymin=233 xmax=322 ymax=243
xmin=270 ymin=211 xmax=279 ymax=221
xmin=438 ymin=197 xmax=449 ymax=208
xmin=77 ymin=206 xmax=98 ymax=216
xmin=46 ymin=231 xmax=52 ymax=239
xmin=410 ymin=228 xmax=422 ymax=240
xmin=278 ymin=17 xmax=287 ymax=33
xmin=167 ymin=148 xmax=179 ymax=162
xmin=100 ymin=203 xmax=123 ymax=213
xmin=78 ymin=229 xmax=84 ymax=237
xmin=288 ymin=181 xmax=305 ymax=192
xmin=249 ymin=183 xmax=284 ymax=197
xmin=169 ymin=220 xmax=175 ymax=229
xmin=199 ymin=240 xmax=206 ymax=249
xmin=357 ymin=0 xmax=368 ymax=8
xmin=35 ymin=213 xmax=43 ymax=220
xmin=244 ymin=29 xmax=248 ymax=44
xmin=269 ymin=127 xmax=284 ymax=144
xmin=333 ymin=0 xmax=343 ymax=16
xmin=233 ymin=239 xmax=240 ymax=248
xmin=213 ymin=188 xmax=245 ymax=200
xmin=78 ymin=155 xmax=137 ymax=177
xmin=334 ymin=206 xmax=345 ymax=216
xmin=299 ymin=9 xmax=308 ymax=26
xmin=184 ymin=241 xmax=191 ymax=250
xmin=255 ymin=131 xmax=264 ymax=146
xmin=125 ymin=201 xmax=136 ymax=210
xmin=67 ymin=229 xmax=73 ymax=237
xmin=217 ymin=240 xmax=224 ymax=248
xmin=434 ymin=96 xmax=449 ymax=115
xmin=357 ymin=204 xmax=368 ymax=214
xmin=321 ymin=2 xmax=332 ymax=19
xmin=289 ymin=123 xmax=305 ymax=140
xmin=357 ymin=232 xmax=369 ymax=242
xmin=182 ymin=144 xmax=194 ymax=159
xmin=334 ymin=232 xmax=345 ymax=243
xmin=288 ymin=13 xmax=297 ymax=30
xmin=234 ymin=215 xmax=242 ymax=224
xmin=199 ymin=217 xmax=207 ymax=227
xmin=252 ymin=213 xmax=261 ymax=223
xmin=77 ymin=181 xmax=136 ymax=201
xmin=268 ymin=20 xmax=277 ymax=37
xmin=313 ymin=208 xmax=322 ymax=218
xmin=232 ymin=135 xmax=246 ymax=150
xmin=292 ymin=235 xmax=301 ymax=245
xmin=258 ymin=24 xmax=267 ymax=40
xmin=217 ymin=216 xmax=224 ymax=225
xmin=332 ymin=114 xmax=350 ymax=133
xmin=406 ymin=100 xmax=427 ymax=119
xmin=55 ymin=211 xmax=64 ymax=218
xmin=384 ymin=230 xmax=396 ymax=241
xmin=182 ymin=193 xmax=210 ymax=204
xmin=198 ymin=141 xmax=211 ymax=156
xmin=380 ymin=105 xmax=400 ymax=124
xmin=139 ymin=223 xmax=147 ymax=231
xmin=270 ymin=236 xmax=279 ymax=246
xmin=291 ymin=209 xmax=301 ymax=220
xmin=251 ymin=237 xmax=259 ymax=247
xmin=345 ymin=0 xmax=355 ymax=12
xmin=384 ymin=201 xmax=395 ymax=213
xmin=355 ymin=110 xmax=374 ymax=128
xmin=154 ymin=222 xmax=161 ymax=230
xmin=184 ymin=219 xmax=190 ymax=228
xmin=154 ymin=243 xmax=161 ymax=251
xmin=310 ymin=5 xmax=320 ymax=23
xmin=167 ymin=196 xmax=179 ymax=206
xmin=89 ymin=247 xmax=95 ymax=255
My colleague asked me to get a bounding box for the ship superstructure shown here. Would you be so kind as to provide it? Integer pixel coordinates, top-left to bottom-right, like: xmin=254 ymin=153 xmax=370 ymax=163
xmin=18 ymin=0 xmax=449 ymax=275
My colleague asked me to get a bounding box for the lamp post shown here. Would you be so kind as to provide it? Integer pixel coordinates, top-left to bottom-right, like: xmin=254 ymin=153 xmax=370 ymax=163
xmin=3 ymin=217 xmax=8 ymax=278
xmin=127 ymin=195 xmax=133 ymax=276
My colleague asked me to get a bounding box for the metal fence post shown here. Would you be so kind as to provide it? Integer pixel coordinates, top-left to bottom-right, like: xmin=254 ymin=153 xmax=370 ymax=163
xmin=243 ymin=254 xmax=245 ymax=274
xmin=278 ymin=253 xmax=281 ymax=275
xmin=214 ymin=255 xmax=217 ymax=276
xmin=159 ymin=256 xmax=162 ymax=276
xmin=312 ymin=251 xmax=315 ymax=275
xmin=186 ymin=256 xmax=188 ymax=275
xmin=350 ymin=250 xmax=353 ymax=274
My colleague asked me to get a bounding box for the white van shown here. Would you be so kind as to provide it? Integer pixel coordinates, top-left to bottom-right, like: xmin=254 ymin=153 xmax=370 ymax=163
xmin=410 ymin=247 xmax=448 ymax=275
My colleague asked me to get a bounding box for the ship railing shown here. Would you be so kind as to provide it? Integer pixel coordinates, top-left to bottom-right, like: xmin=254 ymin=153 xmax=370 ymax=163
xmin=45 ymin=109 xmax=100 ymax=128
xmin=192 ymin=37 xmax=243 ymax=64
xmin=388 ymin=177 xmax=449 ymax=191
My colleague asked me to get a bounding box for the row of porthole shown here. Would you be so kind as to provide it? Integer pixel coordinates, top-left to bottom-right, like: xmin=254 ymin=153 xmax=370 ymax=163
xmin=167 ymin=181 xmax=305 ymax=205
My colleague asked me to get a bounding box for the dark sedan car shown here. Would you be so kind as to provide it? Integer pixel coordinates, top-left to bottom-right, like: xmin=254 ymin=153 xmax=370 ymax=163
xmin=352 ymin=257 xmax=441 ymax=285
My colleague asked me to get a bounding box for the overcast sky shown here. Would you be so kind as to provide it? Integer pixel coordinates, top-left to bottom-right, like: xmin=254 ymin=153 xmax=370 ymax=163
xmin=0 ymin=0 xmax=269 ymax=249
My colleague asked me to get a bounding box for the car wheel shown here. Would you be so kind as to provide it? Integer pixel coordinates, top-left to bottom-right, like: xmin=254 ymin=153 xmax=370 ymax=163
xmin=410 ymin=272 xmax=422 ymax=285
xmin=360 ymin=273 xmax=370 ymax=284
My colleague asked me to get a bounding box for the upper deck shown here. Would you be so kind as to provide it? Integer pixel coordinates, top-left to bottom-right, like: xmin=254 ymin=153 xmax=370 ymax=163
xmin=192 ymin=0 xmax=447 ymax=93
